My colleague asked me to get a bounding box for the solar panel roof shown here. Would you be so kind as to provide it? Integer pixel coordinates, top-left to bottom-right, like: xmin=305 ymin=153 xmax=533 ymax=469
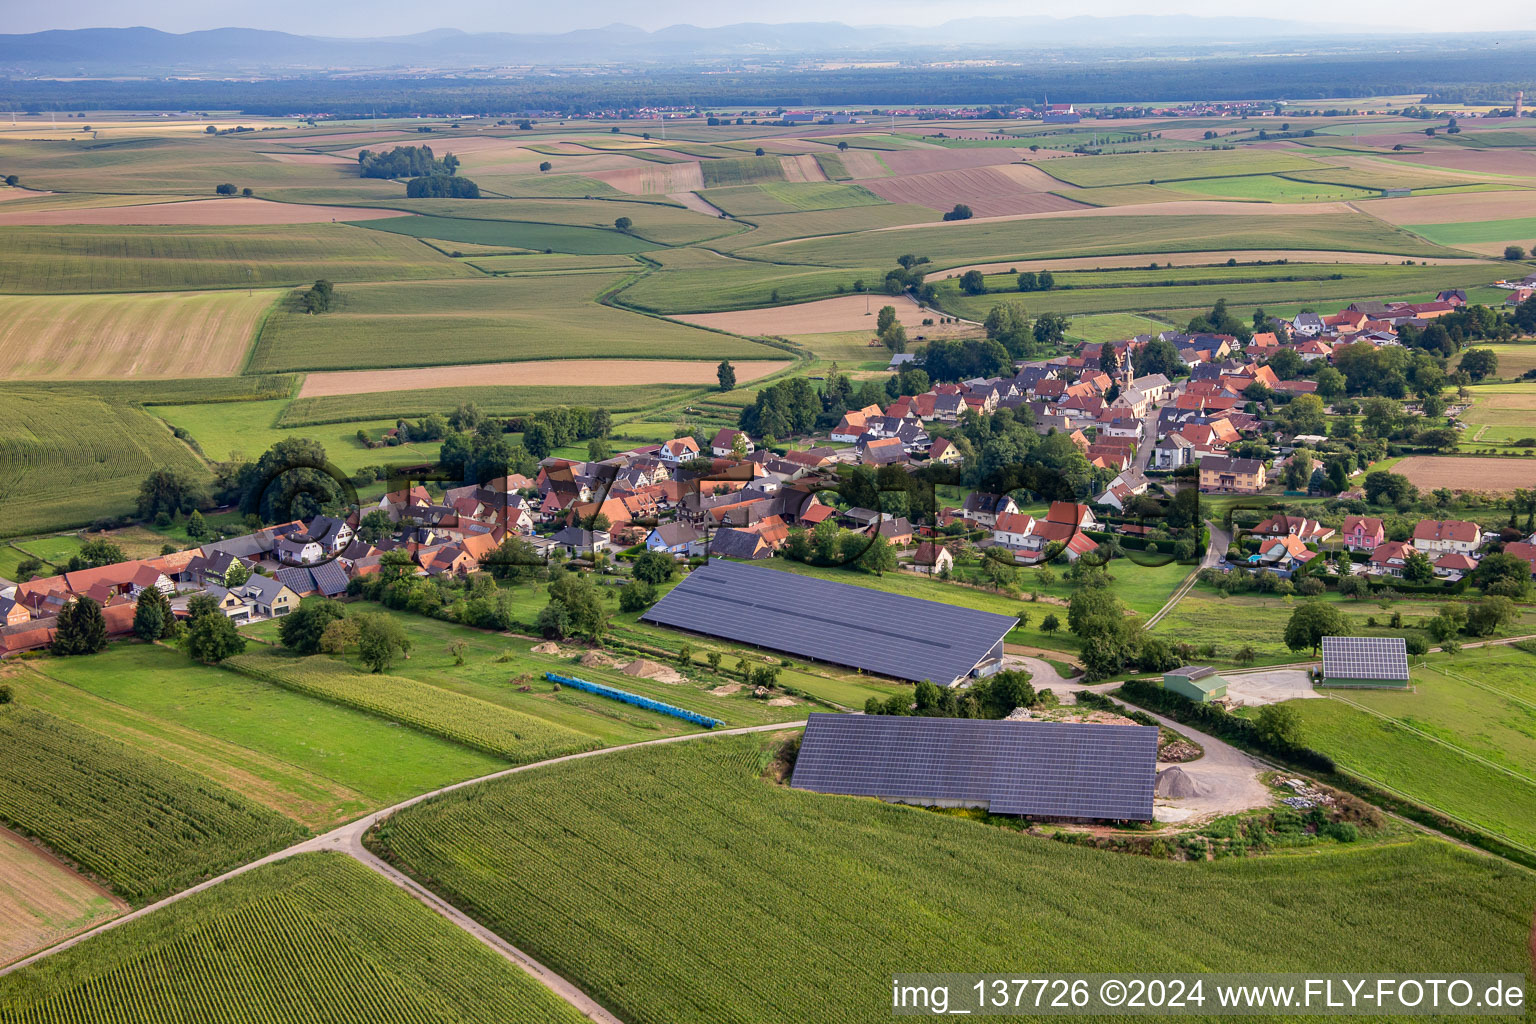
xmin=791 ymin=713 xmax=1158 ymax=821
xmin=1320 ymin=636 xmax=1409 ymax=681
xmin=640 ymin=559 xmax=1017 ymax=685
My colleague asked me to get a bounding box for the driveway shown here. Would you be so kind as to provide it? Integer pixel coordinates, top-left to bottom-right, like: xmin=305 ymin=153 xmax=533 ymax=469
xmin=1001 ymin=654 xmax=1075 ymax=692
xmin=1202 ymin=518 xmax=1230 ymax=569
xmin=1219 ymin=669 xmax=1321 ymax=708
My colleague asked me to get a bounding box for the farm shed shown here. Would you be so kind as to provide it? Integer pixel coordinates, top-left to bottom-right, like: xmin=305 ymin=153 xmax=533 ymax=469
xmin=1163 ymin=665 xmax=1228 ymax=702
xmin=791 ymin=713 xmax=1158 ymax=821
xmin=1319 ymin=636 xmax=1410 ymax=689
xmin=640 ymin=559 xmax=1015 ymax=686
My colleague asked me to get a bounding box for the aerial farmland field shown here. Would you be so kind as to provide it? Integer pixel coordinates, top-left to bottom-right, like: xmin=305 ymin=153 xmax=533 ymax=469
xmin=368 ymin=734 xmax=1536 ymax=1024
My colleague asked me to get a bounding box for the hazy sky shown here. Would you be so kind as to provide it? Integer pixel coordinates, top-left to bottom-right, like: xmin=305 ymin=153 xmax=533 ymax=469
xmin=13 ymin=0 xmax=1520 ymax=35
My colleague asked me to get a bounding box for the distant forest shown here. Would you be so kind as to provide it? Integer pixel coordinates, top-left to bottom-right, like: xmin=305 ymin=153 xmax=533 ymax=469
xmin=2 ymin=47 xmax=1534 ymax=113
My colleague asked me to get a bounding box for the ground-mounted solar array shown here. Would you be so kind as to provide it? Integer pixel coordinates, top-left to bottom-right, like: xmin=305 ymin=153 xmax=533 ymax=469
xmin=791 ymin=712 xmax=1159 ymax=820
xmin=641 ymin=559 xmax=1017 ymax=685
xmin=1320 ymin=636 xmax=1411 ymax=683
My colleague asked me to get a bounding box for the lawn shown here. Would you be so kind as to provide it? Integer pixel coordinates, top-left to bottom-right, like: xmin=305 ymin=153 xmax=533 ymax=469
xmin=369 ymin=733 xmax=1536 ymax=1024
xmin=0 ymin=224 xmax=471 ymax=294
xmin=1458 ymin=382 xmax=1536 ymax=443
xmin=354 ymin=214 xmax=664 ymax=254
xmin=247 ymin=275 xmax=776 ymax=372
xmin=0 ymin=854 xmax=590 ymax=1024
xmin=753 ymin=211 xmax=1460 ymax=268
xmin=7 ymin=644 xmax=504 ymax=826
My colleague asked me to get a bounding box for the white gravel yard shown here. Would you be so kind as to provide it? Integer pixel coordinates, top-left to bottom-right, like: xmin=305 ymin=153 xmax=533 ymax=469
xmin=1219 ymin=669 xmax=1322 ymax=708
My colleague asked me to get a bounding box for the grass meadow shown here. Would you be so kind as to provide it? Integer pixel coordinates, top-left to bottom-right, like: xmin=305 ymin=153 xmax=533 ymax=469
xmin=154 ymin=398 xmax=442 ymax=471
xmin=1285 ymin=644 xmax=1536 ymax=851
xmin=370 ymin=733 xmax=1536 ymax=1024
xmin=700 ymin=182 xmax=886 ymax=216
xmin=7 ymin=644 xmax=504 ymax=826
xmin=278 ymin=383 xmax=698 ymax=427
xmin=0 ymin=854 xmax=590 ymax=1024
xmin=353 ymin=215 xmax=664 ymax=254
xmin=247 ymin=275 xmax=775 ymax=372
xmin=0 ymin=224 xmax=471 ymax=293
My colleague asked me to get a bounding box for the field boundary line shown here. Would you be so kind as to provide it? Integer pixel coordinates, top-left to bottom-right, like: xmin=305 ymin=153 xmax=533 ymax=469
xmin=1432 ymin=663 xmax=1536 ymax=715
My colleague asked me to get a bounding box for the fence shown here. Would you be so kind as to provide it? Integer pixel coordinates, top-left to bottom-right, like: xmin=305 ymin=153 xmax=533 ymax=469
xmin=545 ymin=672 xmax=725 ymax=729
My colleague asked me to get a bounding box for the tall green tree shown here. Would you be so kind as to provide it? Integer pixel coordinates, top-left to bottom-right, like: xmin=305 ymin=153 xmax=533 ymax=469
xmin=53 ymin=597 xmax=109 ymax=656
xmin=185 ymin=610 xmax=245 ymax=664
xmin=716 ymin=360 xmax=736 ymax=392
xmin=1283 ymin=601 xmax=1348 ymax=655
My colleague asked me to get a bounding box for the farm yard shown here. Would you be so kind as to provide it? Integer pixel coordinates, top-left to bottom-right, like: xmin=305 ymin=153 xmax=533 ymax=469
xmin=367 ymin=734 xmax=1536 ymax=1024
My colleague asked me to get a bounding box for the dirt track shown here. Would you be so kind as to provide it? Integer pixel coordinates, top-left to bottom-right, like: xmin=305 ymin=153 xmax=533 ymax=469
xmin=297 ymin=358 xmax=791 ymax=398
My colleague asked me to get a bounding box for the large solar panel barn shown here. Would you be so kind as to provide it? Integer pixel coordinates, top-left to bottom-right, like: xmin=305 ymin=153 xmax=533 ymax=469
xmin=1319 ymin=636 xmax=1410 ymax=689
xmin=791 ymin=713 xmax=1158 ymax=821
xmin=640 ymin=560 xmax=1017 ymax=686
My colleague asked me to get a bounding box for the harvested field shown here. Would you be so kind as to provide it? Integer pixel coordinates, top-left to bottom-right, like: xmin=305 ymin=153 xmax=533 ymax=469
xmin=1366 ymin=189 xmax=1536 ymax=225
xmin=257 ymin=151 xmax=353 ymax=165
xmin=836 ymin=149 xmax=890 ymax=178
xmin=673 ymin=293 xmax=970 ymax=335
xmin=1394 ymin=456 xmax=1536 ymax=492
xmin=0 ymin=826 xmax=125 ymax=967
xmin=670 ymin=191 xmax=726 ymax=216
xmin=1383 ymin=150 xmax=1536 ymax=177
xmin=589 ymin=161 xmax=705 ymax=194
xmin=297 ymin=358 xmax=789 ymax=397
xmin=778 ymin=154 xmax=828 ymax=182
xmin=0 ymin=186 xmax=50 ymax=202
xmin=0 ymin=289 xmax=281 ymax=379
xmin=932 ymin=249 xmax=1493 ymax=276
xmin=0 ymin=197 xmax=406 ymax=226
xmin=862 ymin=166 xmax=1087 ymax=217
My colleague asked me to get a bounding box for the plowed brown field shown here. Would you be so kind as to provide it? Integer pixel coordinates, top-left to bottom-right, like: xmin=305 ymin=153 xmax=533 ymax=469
xmin=1395 ymin=456 xmax=1536 ymax=492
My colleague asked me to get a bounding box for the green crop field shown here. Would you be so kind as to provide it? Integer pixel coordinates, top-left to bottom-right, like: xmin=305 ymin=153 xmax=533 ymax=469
xmin=1038 ymin=150 xmax=1332 ymax=187
xmin=713 ymin=205 xmax=938 ymax=251
xmin=700 ymin=182 xmax=885 ymax=216
xmin=476 ymin=172 xmax=625 ymax=198
xmin=813 ymin=153 xmax=853 ymax=179
xmin=1454 ymin=342 xmax=1536 ymax=380
xmin=465 ymin=252 xmax=640 ymax=274
xmin=224 ymin=649 xmax=599 ymax=763
xmin=0 ymin=389 xmax=211 ymax=538
xmin=698 ymin=156 xmax=788 ymax=187
xmin=354 ymin=197 xmax=737 ymax=247
xmin=369 ymin=734 xmax=1536 ymax=1024
xmin=152 ymin=398 xmax=443 ymax=471
xmin=1163 ymin=175 xmax=1377 ymax=202
xmin=1404 ymin=216 xmax=1536 ymax=245
xmin=247 ymin=275 xmax=774 ymax=372
xmin=1459 ymin=383 xmax=1536 ymax=442
xmin=0 ymin=703 xmax=303 ymax=904
xmin=937 ymin=262 xmax=1506 ymax=320
xmin=354 ymin=215 xmax=664 ymax=254
xmin=753 ymin=211 xmax=1459 ymax=267
xmin=0 ymin=854 xmax=590 ymax=1024
xmin=278 ymin=383 xmax=697 ymax=427
xmin=1063 ymin=311 xmax=1175 ymax=343
xmin=1286 ymin=653 xmax=1536 ymax=852
xmin=0 ymin=225 xmax=471 ymax=294
xmin=6 ymin=645 xmax=504 ymax=825
xmin=616 ymin=256 xmax=890 ymax=314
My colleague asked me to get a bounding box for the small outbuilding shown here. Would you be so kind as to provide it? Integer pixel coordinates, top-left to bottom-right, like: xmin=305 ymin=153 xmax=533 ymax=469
xmin=1163 ymin=665 xmax=1228 ymax=703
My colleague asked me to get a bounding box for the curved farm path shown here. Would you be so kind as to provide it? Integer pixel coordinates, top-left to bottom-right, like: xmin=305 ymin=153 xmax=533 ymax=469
xmin=0 ymin=720 xmax=808 ymax=1022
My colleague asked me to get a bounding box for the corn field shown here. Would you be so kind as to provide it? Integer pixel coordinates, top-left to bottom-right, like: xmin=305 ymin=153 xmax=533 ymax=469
xmin=372 ymin=735 xmax=1536 ymax=1024
xmin=0 ymin=707 xmax=303 ymax=904
xmin=0 ymin=854 xmax=588 ymax=1024
xmin=224 ymin=655 xmax=598 ymax=763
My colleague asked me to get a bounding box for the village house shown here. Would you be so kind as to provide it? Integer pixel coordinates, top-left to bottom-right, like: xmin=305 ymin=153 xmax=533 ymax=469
xmin=709 ymin=428 xmax=754 ymax=458
xmin=1411 ymin=519 xmax=1483 ymax=556
xmin=645 ymin=522 xmax=706 ymax=558
xmin=1198 ymin=455 xmax=1267 ymax=494
xmin=911 ymin=542 xmax=954 ymax=576
xmin=1369 ymin=540 xmax=1414 ymax=577
xmin=1340 ymin=516 xmax=1385 ymax=552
